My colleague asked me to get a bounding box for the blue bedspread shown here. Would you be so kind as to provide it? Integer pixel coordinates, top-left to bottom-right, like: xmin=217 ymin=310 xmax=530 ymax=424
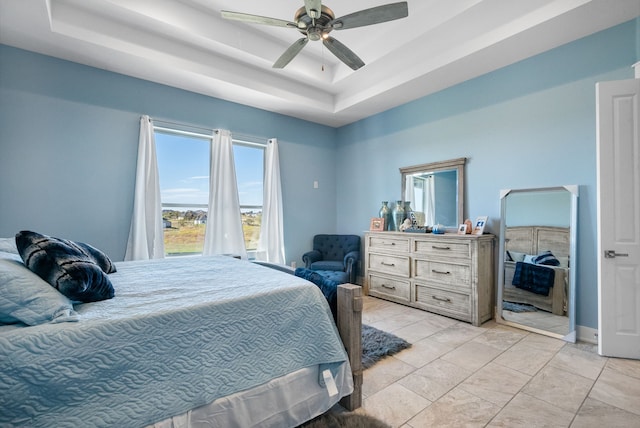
xmin=0 ymin=256 xmax=349 ymax=427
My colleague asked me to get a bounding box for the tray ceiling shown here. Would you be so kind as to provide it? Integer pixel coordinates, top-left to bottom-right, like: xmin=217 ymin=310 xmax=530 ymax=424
xmin=1 ymin=0 xmax=638 ymax=127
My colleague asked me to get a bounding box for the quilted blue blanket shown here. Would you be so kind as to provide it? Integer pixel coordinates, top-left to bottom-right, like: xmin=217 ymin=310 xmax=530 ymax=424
xmin=0 ymin=256 xmax=349 ymax=427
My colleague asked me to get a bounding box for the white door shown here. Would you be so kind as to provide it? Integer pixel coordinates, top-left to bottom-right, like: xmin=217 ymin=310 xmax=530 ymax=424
xmin=596 ymin=78 xmax=640 ymax=359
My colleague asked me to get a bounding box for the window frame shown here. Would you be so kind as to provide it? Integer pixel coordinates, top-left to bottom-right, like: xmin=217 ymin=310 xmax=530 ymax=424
xmin=154 ymin=125 xmax=266 ymax=257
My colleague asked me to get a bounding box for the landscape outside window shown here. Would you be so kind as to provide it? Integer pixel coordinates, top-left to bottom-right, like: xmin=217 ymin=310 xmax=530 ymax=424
xmin=155 ymin=130 xmax=264 ymax=256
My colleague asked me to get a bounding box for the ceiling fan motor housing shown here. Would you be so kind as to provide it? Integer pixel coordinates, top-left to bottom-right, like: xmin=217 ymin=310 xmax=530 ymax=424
xmin=294 ymin=5 xmax=335 ymax=40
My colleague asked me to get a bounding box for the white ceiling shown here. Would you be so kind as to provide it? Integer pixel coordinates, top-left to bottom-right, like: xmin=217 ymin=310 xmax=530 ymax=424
xmin=1 ymin=0 xmax=639 ymax=127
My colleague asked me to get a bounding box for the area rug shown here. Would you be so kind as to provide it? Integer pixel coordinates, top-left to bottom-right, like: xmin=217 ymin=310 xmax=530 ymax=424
xmin=502 ymin=301 xmax=538 ymax=312
xmin=361 ymin=324 xmax=411 ymax=369
xmin=299 ymin=411 xmax=390 ymax=428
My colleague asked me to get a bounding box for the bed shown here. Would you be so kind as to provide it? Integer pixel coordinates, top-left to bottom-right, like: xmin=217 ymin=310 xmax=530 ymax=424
xmin=0 ymin=236 xmax=362 ymax=428
xmin=502 ymin=226 xmax=569 ymax=315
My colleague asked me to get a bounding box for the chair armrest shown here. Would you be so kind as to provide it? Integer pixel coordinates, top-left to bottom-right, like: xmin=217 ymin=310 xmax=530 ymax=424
xmin=343 ymin=251 xmax=360 ymax=282
xmin=302 ymin=250 xmax=322 ymax=268
xmin=343 ymin=251 xmax=360 ymax=268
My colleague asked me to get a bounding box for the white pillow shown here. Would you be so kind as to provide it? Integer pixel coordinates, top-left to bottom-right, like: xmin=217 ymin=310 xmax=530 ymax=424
xmin=507 ymin=251 xmax=526 ymax=262
xmin=0 ymin=237 xmax=18 ymax=254
xmin=523 ymin=254 xmax=536 ymax=264
xmin=0 ymin=251 xmax=79 ymax=326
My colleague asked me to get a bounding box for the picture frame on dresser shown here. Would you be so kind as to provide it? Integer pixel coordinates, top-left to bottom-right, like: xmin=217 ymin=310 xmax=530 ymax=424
xmin=472 ymin=216 xmax=488 ymax=235
xmin=369 ymin=217 xmax=385 ymax=232
xmin=457 ymin=224 xmax=467 ymax=235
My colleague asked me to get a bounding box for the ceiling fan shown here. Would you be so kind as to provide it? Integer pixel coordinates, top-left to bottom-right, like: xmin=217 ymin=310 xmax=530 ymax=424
xmin=221 ymin=1 xmax=409 ymax=70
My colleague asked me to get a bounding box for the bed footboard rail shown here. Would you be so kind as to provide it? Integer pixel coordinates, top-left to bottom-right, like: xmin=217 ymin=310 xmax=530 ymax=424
xmin=337 ymin=283 xmax=363 ymax=410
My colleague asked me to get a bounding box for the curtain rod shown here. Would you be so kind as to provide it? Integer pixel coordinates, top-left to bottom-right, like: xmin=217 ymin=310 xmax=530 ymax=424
xmin=151 ymin=117 xmax=270 ymax=145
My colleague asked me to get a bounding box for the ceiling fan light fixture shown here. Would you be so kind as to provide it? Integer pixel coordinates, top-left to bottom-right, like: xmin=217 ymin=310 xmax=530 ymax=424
xmin=221 ymin=2 xmax=408 ymax=70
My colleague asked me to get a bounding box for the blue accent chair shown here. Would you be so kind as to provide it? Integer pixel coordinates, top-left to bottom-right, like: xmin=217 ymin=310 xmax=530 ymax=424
xmin=302 ymin=234 xmax=361 ymax=284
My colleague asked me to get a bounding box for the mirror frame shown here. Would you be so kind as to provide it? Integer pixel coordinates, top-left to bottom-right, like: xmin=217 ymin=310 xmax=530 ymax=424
xmin=400 ymin=157 xmax=466 ymax=228
xmin=496 ymin=185 xmax=578 ymax=342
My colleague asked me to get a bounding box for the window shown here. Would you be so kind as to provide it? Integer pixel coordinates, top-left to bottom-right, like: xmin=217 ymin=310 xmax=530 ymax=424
xmin=155 ymin=128 xmax=265 ymax=257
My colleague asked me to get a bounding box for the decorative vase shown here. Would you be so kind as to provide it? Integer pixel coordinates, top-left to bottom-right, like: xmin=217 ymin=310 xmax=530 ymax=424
xmin=403 ymin=201 xmax=413 ymax=225
xmin=464 ymin=218 xmax=473 ymax=234
xmin=378 ymin=201 xmax=392 ymax=231
xmin=393 ymin=200 xmax=405 ymax=231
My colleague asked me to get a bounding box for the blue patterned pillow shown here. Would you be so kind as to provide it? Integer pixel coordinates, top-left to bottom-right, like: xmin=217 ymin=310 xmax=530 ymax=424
xmin=15 ymin=231 xmax=116 ymax=303
xmin=533 ymin=250 xmax=561 ymax=266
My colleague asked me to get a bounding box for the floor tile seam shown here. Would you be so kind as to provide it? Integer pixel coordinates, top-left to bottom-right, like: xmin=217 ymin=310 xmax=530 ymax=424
xmin=605 ymin=359 xmax=640 ymax=380
xmin=588 ymin=366 xmax=640 ymax=417
xmin=452 ymin=357 xmax=535 ymax=407
xmin=361 ymin=380 xmax=432 ymax=428
xmin=567 ymin=384 xmax=603 ymax=428
xmin=509 ymin=390 xmax=575 ymax=422
xmin=487 ymin=348 xmax=564 ymax=407
xmin=398 ymin=395 xmax=432 ymax=428
xmin=523 ymin=375 xmax=594 ymax=415
xmin=391 ymin=355 xmax=475 ymax=404
xmin=545 ymin=359 xmax=605 ymax=384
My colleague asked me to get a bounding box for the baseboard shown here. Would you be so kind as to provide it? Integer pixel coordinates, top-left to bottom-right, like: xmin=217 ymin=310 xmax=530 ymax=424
xmin=576 ymin=325 xmax=598 ymax=344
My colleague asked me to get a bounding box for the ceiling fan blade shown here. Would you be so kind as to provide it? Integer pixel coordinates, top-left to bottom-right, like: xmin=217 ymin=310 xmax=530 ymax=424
xmin=304 ymin=0 xmax=323 ymax=19
xmin=322 ymin=36 xmax=365 ymax=70
xmin=221 ymin=11 xmax=297 ymax=28
xmin=329 ymin=2 xmax=408 ymax=30
xmin=273 ymin=38 xmax=309 ymax=68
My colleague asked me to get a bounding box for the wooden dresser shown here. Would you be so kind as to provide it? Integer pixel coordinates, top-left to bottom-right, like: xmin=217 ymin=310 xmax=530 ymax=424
xmin=364 ymin=231 xmax=495 ymax=326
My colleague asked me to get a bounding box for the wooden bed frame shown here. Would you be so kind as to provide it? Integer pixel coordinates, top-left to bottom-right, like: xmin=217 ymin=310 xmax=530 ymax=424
xmin=503 ymin=226 xmax=569 ymax=315
xmin=337 ymin=284 xmax=363 ymax=410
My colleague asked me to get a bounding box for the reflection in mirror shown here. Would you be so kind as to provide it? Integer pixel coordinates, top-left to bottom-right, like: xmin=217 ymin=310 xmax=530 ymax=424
xmin=400 ymin=158 xmax=465 ymax=228
xmin=496 ymin=186 xmax=578 ymax=342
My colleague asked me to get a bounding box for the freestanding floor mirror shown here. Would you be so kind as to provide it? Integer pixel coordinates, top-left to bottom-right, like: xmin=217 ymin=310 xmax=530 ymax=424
xmin=496 ymin=185 xmax=578 ymax=342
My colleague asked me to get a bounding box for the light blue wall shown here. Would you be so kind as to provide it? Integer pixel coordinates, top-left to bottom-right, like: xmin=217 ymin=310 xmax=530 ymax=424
xmin=336 ymin=19 xmax=639 ymax=329
xmin=1 ymin=18 xmax=638 ymax=331
xmin=0 ymin=45 xmax=338 ymax=264
xmin=505 ymin=190 xmax=571 ymax=228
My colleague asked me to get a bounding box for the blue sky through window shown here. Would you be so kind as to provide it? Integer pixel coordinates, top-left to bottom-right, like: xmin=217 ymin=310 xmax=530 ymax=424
xmin=155 ymin=132 xmax=264 ymax=207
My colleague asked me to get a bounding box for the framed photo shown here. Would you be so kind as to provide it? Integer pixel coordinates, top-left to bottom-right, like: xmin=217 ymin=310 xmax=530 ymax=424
xmin=472 ymin=216 xmax=488 ymax=235
xmin=370 ymin=217 xmax=385 ymax=232
xmin=457 ymin=223 xmax=467 ymax=235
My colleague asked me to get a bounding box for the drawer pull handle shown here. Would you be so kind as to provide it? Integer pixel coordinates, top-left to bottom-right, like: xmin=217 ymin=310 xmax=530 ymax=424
xmin=432 ymin=269 xmax=451 ymax=275
xmin=383 ymin=242 xmax=396 ymax=246
xmin=381 ymin=284 xmax=396 ymax=290
xmin=432 ymin=246 xmax=451 ymax=251
xmin=381 ymin=262 xmax=396 ymax=267
xmin=432 ymin=295 xmax=452 ymax=303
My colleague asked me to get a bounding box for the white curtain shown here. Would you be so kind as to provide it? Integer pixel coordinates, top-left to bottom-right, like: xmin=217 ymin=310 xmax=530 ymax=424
xmin=405 ymin=175 xmax=415 ymax=202
xmin=256 ymin=138 xmax=285 ymax=264
xmin=425 ymin=175 xmax=436 ymax=225
xmin=124 ymin=115 xmax=165 ymax=260
xmin=203 ymin=129 xmax=247 ymax=258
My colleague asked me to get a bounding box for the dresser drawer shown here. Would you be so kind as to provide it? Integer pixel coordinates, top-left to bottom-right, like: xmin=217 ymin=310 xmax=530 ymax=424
xmin=367 ymin=252 xmax=410 ymax=277
xmin=413 ymin=259 xmax=470 ymax=289
xmin=412 ymin=239 xmax=470 ymax=260
xmin=368 ymin=273 xmax=410 ymax=303
xmin=367 ymin=235 xmax=410 ymax=253
xmin=414 ymin=283 xmax=471 ymax=318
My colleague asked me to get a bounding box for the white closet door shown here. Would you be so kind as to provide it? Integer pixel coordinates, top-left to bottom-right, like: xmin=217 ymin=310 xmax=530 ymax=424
xmin=596 ymin=78 xmax=640 ymax=359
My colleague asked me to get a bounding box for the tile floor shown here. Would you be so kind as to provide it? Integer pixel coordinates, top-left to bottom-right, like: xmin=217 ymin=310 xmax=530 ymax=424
xmin=355 ymin=296 xmax=640 ymax=427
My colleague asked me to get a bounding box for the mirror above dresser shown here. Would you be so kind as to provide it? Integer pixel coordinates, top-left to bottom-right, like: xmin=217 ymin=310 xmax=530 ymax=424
xmin=400 ymin=157 xmax=465 ymax=229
